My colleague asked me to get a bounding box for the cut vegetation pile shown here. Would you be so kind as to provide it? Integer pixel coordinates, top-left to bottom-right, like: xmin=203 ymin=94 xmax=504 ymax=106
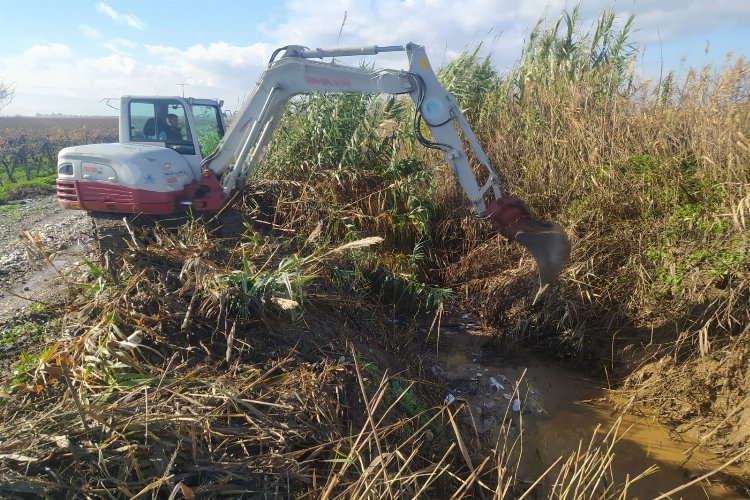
xmin=0 ymin=206 xmax=643 ymax=498
xmin=1 ymin=5 xmax=749 ymax=497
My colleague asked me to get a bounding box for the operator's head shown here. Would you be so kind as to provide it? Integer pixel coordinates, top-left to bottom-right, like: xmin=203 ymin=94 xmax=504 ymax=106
xmin=166 ymin=114 xmax=178 ymax=126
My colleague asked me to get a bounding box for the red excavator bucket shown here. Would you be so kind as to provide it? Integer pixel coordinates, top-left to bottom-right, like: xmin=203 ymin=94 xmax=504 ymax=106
xmin=482 ymin=196 xmax=571 ymax=284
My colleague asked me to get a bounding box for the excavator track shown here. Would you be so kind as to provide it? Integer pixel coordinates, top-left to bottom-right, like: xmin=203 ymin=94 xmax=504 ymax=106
xmin=89 ymin=211 xmax=133 ymax=258
xmin=88 ymin=201 xmax=256 ymax=265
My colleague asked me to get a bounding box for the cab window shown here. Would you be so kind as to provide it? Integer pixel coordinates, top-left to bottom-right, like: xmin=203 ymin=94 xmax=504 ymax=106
xmin=191 ymin=104 xmax=225 ymax=157
xmin=128 ymin=100 xmax=196 ymax=155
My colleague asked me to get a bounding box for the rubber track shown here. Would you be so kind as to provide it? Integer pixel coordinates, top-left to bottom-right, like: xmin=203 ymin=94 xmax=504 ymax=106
xmin=89 ymin=211 xmax=132 ymax=259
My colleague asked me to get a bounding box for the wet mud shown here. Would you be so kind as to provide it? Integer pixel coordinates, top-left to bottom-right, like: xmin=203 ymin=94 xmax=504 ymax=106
xmin=429 ymin=314 xmax=746 ymax=499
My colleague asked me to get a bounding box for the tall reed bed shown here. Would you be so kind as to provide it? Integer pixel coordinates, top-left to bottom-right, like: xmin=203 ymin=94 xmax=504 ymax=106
xmin=257 ymin=3 xmax=750 ymax=466
xmin=434 ymin=7 xmax=750 ymax=466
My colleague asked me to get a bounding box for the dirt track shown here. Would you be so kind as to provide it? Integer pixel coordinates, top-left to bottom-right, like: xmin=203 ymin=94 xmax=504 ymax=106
xmin=0 ymin=196 xmax=93 ymax=322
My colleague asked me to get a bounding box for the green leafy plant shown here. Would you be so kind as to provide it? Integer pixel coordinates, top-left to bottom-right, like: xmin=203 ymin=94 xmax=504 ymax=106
xmin=710 ymin=246 xmax=747 ymax=282
xmin=0 ymin=323 xmax=42 ymax=345
xmin=0 ymin=174 xmax=57 ymax=202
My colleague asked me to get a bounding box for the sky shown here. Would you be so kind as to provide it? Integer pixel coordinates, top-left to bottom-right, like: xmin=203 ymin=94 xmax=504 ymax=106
xmin=0 ymin=0 xmax=749 ymax=116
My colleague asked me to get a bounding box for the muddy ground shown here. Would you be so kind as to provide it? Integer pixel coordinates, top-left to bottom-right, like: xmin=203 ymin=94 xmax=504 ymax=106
xmin=428 ymin=319 xmax=746 ymax=498
xmin=0 ymin=196 xmax=93 ymax=322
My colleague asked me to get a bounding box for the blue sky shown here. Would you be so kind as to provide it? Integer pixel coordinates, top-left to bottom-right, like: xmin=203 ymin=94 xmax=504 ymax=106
xmin=1 ymin=0 xmax=749 ymax=116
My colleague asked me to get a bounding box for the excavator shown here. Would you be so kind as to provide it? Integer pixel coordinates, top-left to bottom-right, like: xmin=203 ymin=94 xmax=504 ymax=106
xmin=55 ymin=42 xmax=570 ymax=283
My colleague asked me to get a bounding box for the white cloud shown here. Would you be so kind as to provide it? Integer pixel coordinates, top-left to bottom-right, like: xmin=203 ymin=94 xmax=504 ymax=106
xmin=145 ymin=42 xmax=269 ymax=68
xmin=22 ymin=43 xmax=72 ymax=60
xmin=620 ymin=0 xmax=750 ymax=43
xmin=505 ymin=0 xmax=750 ymax=45
xmin=102 ymin=38 xmax=138 ymax=55
xmin=78 ymin=24 xmax=101 ymax=39
xmin=2 ymin=0 xmax=749 ymax=115
xmin=0 ymin=37 xmax=270 ymax=115
xmin=0 ymin=47 xmax=137 ymax=102
xmin=78 ymin=54 xmax=138 ymax=76
xmin=263 ymin=0 xmax=750 ymax=70
xmin=264 ymin=0 xmax=529 ymax=71
xmin=139 ymin=42 xmax=271 ymax=104
xmin=14 ymin=44 xmax=73 ymax=73
xmin=95 ymin=2 xmax=146 ymax=30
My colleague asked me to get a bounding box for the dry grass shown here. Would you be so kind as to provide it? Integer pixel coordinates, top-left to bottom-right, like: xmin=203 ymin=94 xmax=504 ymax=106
xmin=0 ymin=195 xmax=657 ymax=498
xmin=433 ymin=51 xmax=750 ymax=469
xmin=0 ymin=215 xmax=451 ymax=497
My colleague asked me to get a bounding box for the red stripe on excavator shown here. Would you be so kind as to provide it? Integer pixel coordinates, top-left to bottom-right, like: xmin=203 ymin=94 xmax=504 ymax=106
xmin=55 ymin=174 xmax=227 ymax=214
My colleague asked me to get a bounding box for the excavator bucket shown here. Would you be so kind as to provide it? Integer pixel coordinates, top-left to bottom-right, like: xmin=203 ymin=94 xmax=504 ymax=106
xmin=483 ymin=196 xmax=571 ymax=284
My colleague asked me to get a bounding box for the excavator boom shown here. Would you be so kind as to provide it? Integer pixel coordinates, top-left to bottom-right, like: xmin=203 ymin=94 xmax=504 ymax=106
xmin=56 ymin=42 xmax=570 ymax=283
xmin=201 ymin=42 xmax=570 ymax=282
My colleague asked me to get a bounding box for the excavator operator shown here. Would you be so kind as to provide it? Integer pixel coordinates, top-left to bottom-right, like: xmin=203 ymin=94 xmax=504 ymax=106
xmin=159 ymin=114 xmax=182 ymax=141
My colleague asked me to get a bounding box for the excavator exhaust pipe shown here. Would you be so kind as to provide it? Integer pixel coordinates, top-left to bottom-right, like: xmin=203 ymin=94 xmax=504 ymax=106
xmin=483 ymin=196 xmax=571 ymax=285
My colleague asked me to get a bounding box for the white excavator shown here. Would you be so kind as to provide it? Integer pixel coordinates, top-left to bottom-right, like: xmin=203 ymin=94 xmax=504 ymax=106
xmin=56 ymin=42 xmax=570 ymax=283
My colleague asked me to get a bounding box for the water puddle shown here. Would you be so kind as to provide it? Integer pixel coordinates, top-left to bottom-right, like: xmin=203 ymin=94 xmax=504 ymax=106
xmin=430 ymin=315 xmax=746 ymax=499
xmin=0 ymin=249 xmax=88 ymax=322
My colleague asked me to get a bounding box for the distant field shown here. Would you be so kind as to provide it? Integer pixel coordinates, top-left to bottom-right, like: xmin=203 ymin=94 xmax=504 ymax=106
xmin=0 ymin=116 xmax=118 ymax=141
xmin=0 ymin=116 xmax=119 ymax=198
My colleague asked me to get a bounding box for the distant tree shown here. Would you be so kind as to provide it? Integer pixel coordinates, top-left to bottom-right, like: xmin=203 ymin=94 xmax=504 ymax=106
xmin=0 ymin=78 xmax=15 ymax=112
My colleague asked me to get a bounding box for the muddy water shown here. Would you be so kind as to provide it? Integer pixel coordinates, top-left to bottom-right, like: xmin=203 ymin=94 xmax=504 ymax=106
xmin=0 ymin=251 xmax=87 ymax=322
xmin=431 ymin=317 xmax=745 ymax=499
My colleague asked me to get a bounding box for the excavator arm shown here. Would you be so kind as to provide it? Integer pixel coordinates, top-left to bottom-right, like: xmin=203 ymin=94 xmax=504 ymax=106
xmin=201 ymin=43 xmax=570 ymax=283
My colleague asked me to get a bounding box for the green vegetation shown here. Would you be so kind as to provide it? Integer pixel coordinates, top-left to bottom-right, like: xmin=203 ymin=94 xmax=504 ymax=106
xmin=196 ymin=128 xmax=221 ymax=157
xmin=0 ymin=173 xmax=56 ymax=203
xmin=0 ymin=322 xmax=43 ymax=345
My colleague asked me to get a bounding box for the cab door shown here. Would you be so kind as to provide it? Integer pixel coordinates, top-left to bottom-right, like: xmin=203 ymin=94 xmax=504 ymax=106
xmin=187 ymin=102 xmax=226 ymax=160
xmin=121 ymin=97 xmax=225 ymax=180
xmin=122 ymin=98 xmax=200 ymax=177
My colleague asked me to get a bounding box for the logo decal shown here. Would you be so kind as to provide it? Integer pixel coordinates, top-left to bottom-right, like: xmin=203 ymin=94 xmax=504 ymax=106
xmin=82 ymin=161 xmax=108 ymax=173
xmin=305 ymin=76 xmax=352 ymax=87
xmin=163 ymin=170 xmax=188 ymax=176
